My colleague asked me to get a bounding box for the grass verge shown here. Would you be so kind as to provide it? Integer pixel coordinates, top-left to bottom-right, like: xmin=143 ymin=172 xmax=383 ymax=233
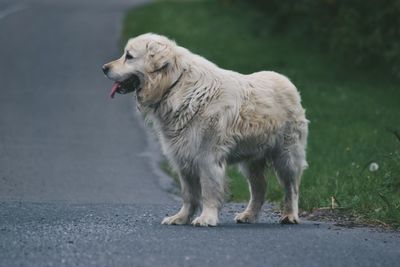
xmin=123 ymin=0 xmax=400 ymax=227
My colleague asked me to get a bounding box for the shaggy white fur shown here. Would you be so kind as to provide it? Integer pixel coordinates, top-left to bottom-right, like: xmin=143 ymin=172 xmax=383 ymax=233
xmin=103 ymin=33 xmax=308 ymax=226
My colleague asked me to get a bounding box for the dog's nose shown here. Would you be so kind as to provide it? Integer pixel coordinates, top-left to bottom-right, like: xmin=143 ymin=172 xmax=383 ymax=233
xmin=102 ymin=65 xmax=110 ymax=75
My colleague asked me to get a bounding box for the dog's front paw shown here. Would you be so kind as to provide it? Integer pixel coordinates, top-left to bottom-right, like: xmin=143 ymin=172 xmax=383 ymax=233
xmin=234 ymin=211 xmax=257 ymax=224
xmin=279 ymin=214 xmax=300 ymax=224
xmin=161 ymin=213 xmax=190 ymax=225
xmin=192 ymin=215 xmax=218 ymax=227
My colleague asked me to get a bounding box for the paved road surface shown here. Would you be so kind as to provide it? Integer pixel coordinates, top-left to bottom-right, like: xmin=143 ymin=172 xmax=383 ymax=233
xmin=1 ymin=202 xmax=399 ymax=267
xmin=0 ymin=1 xmax=399 ymax=266
xmin=0 ymin=0 xmax=173 ymax=204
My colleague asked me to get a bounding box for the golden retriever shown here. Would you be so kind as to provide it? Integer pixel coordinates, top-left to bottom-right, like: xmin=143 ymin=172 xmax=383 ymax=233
xmin=102 ymin=33 xmax=308 ymax=226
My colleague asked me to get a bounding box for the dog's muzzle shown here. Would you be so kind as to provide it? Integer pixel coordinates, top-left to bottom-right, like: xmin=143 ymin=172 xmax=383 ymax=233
xmin=109 ymin=74 xmax=140 ymax=98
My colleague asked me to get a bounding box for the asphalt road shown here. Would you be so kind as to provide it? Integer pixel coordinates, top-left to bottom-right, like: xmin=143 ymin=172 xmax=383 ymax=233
xmin=0 ymin=0 xmax=173 ymax=204
xmin=1 ymin=202 xmax=399 ymax=267
xmin=0 ymin=1 xmax=399 ymax=266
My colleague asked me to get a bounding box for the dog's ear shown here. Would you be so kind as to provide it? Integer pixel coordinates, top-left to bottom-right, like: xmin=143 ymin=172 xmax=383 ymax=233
xmin=145 ymin=40 xmax=172 ymax=73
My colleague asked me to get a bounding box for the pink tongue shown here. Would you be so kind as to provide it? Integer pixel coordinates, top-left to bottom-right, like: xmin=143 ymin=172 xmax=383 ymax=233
xmin=109 ymin=82 xmax=120 ymax=98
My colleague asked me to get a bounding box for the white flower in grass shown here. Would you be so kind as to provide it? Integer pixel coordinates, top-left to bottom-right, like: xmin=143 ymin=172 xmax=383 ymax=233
xmin=368 ymin=162 xmax=379 ymax=172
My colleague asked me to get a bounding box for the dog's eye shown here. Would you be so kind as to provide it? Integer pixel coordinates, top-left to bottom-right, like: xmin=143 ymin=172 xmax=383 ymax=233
xmin=125 ymin=52 xmax=134 ymax=60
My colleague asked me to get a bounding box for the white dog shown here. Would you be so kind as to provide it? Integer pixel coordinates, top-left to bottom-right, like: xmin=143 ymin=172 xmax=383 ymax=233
xmin=103 ymin=33 xmax=308 ymax=226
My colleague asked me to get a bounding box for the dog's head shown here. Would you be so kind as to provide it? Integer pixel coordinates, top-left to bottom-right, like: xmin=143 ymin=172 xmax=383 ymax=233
xmin=102 ymin=33 xmax=181 ymax=106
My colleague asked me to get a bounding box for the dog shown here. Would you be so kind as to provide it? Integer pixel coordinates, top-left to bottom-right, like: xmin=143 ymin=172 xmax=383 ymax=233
xmin=102 ymin=33 xmax=308 ymax=226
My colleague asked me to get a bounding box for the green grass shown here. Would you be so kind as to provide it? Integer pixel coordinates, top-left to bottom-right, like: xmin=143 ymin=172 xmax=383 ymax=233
xmin=123 ymin=0 xmax=400 ymax=227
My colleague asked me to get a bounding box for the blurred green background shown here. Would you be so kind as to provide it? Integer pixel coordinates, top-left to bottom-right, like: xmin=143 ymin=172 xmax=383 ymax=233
xmin=123 ymin=0 xmax=400 ymax=227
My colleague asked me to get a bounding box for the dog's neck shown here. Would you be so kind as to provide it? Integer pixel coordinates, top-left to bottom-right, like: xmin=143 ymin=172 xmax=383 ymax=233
xmin=150 ymin=69 xmax=220 ymax=139
xmin=150 ymin=69 xmax=185 ymax=111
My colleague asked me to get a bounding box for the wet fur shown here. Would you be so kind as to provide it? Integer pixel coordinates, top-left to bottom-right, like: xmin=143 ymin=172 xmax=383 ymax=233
xmin=104 ymin=33 xmax=308 ymax=226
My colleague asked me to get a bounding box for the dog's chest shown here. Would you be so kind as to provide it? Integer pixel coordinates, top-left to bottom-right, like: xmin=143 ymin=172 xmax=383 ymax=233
xmin=155 ymin=120 xmax=203 ymax=160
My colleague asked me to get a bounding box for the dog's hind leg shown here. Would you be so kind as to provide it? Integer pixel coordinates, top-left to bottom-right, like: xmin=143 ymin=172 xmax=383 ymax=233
xmin=192 ymin=157 xmax=226 ymax=227
xmin=235 ymin=159 xmax=267 ymax=223
xmin=162 ymin=169 xmax=200 ymax=225
xmin=273 ymin=142 xmax=307 ymax=224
